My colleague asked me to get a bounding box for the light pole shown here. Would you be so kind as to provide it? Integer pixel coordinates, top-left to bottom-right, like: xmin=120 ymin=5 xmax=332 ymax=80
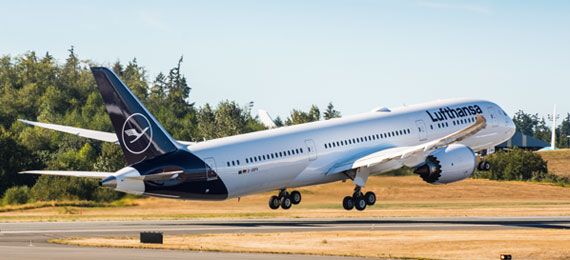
xmin=547 ymin=104 xmax=559 ymax=150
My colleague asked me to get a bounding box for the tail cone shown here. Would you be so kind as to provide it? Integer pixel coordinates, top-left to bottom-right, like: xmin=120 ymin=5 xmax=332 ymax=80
xmin=100 ymin=176 xmax=117 ymax=189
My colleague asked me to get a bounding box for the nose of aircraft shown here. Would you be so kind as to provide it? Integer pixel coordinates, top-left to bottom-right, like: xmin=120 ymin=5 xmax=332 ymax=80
xmin=506 ymin=112 xmax=516 ymax=135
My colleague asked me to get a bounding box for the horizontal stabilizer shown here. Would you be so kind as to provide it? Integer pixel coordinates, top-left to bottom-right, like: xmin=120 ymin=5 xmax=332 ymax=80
xmin=18 ymin=119 xmax=196 ymax=146
xmin=18 ymin=119 xmax=118 ymax=143
xmin=19 ymin=170 xmax=113 ymax=179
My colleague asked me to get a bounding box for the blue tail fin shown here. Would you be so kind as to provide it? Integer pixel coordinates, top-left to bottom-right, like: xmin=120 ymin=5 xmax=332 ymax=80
xmin=91 ymin=67 xmax=180 ymax=165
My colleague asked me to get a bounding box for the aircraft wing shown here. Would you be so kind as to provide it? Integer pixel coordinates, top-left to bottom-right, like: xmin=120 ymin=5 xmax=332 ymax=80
xmin=18 ymin=119 xmax=196 ymax=146
xmin=327 ymin=115 xmax=487 ymax=175
xmin=19 ymin=170 xmax=113 ymax=179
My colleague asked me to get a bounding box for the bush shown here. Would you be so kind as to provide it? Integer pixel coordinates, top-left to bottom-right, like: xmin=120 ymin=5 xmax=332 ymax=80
xmin=472 ymin=148 xmax=548 ymax=181
xmin=2 ymin=186 xmax=31 ymax=205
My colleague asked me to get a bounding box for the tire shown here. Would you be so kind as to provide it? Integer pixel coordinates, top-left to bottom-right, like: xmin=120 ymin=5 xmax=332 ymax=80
xmin=290 ymin=191 xmax=301 ymax=205
xmin=483 ymin=161 xmax=491 ymax=171
xmin=477 ymin=161 xmax=484 ymax=171
xmin=355 ymin=197 xmax=367 ymax=211
xmin=342 ymin=196 xmax=354 ymax=210
xmin=281 ymin=197 xmax=292 ymax=210
xmin=269 ymin=196 xmax=280 ymax=210
xmin=364 ymin=191 xmax=376 ymax=206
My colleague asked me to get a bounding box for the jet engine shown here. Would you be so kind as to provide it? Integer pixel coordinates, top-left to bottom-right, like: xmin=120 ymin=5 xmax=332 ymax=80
xmin=413 ymin=144 xmax=477 ymax=184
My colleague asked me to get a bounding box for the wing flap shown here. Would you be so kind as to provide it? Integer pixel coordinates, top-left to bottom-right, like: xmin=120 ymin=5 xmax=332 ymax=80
xmin=19 ymin=170 xmax=113 ymax=179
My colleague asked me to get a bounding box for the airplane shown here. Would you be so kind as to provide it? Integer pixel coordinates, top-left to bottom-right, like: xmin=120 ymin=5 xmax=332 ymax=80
xmin=20 ymin=67 xmax=516 ymax=211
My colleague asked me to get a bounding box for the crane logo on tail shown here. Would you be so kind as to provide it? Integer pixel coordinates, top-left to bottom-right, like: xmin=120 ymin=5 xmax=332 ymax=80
xmin=121 ymin=113 xmax=153 ymax=154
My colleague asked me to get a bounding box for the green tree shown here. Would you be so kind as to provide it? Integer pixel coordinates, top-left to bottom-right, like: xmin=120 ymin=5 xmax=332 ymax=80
xmin=2 ymin=186 xmax=31 ymax=205
xmin=473 ymin=148 xmax=548 ymax=181
xmin=557 ymin=113 xmax=570 ymax=148
xmin=512 ymin=110 xmax=538 ymax=136
xmin=285 ymin=105 xmax=320 ymax=125
xmin=533 ymin=117 xmax=551 ymax=143
xmin=0 ymin=129 xmax=40 ymax=196
xmin=323 ymin=102 xmax=341 ymax=120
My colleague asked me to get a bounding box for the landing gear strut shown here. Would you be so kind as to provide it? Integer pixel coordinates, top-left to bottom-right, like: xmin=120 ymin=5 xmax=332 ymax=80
xmin=268 ymin=189 xmax=302 ymax=210
xmin=343 ymin=186 xmax=376 ymax=211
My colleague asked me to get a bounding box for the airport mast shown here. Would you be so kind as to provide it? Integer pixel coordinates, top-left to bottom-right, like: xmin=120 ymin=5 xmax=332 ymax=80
xmin=548 ymin=104 xmax=559 ymax=150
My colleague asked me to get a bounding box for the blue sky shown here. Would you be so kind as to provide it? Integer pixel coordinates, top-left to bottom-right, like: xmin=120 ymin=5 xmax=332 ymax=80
xmin=1 ymin=0 xmax=569 ymax=124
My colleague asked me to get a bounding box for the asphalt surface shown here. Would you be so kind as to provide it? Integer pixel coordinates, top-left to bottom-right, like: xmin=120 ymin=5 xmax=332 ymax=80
xmin=1 ymin=216 xmax=569 ymax=260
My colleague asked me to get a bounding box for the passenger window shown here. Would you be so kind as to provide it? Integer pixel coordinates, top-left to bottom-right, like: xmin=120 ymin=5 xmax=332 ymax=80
xmin=227 ymin=162 xmax=230 ymax=167
xmin=288 ymin=151 xmax=291 ymax=156
xmin=232 ymin=161 xmax=235 ymax=166
xmin=237 ymin=160 xmax=240 ymax=165
xmin=246 ymin=158 xmax=249 ymax=163
xmin=300 ymin=148 xmax=303 ymax=153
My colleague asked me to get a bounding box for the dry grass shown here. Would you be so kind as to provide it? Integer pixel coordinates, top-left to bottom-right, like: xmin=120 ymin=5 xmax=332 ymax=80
xmin=537 ymin=149 xmax=570 ymax=178
xmin=2 ymin=176 xmax=569 ymax=222
xmin=53 ymin=229 xmax=570 ymax=260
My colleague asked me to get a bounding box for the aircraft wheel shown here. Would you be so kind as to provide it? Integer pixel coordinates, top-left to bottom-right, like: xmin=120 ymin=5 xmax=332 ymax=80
xmin=281 ymin=196 xmax=292 ymax=210
xmin=290 ymin=190 xmax=301 ymax=205
xmin=355 ymin=197 xmax=367 ymax=211
xmin=342 ymin=196 xmax=354 ymax=210
xmin=364 ymin=191 xmax=376 ymax=206
xmin=269 ymin=196 xmax=280 ymax=210
xmin=482 ymin=161 xmax=491 ymax=171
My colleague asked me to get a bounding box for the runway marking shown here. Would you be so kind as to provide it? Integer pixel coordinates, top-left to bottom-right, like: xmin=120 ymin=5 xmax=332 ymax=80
xmin=0 ymin=223 xmax=535 ymax=234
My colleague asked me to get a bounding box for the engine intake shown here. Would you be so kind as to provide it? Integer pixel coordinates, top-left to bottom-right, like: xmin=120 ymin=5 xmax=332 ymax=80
xmin=414 ymin=144 xmax=477 ymax=184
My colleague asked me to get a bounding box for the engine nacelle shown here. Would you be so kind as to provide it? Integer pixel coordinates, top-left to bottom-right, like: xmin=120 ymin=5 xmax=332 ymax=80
xmin=414 ymin=144 xmax=477 ymax=185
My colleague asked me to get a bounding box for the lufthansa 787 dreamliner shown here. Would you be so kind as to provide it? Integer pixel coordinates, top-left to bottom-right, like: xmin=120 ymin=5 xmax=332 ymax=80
xmin=20 ymin=68 xmax=516 ymax=211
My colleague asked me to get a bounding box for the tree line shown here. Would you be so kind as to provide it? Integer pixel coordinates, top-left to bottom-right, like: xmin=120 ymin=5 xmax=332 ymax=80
xmin=512 ymin=110 xmax=570 ymax=148
xmin=0 ymin=48 xmax=341 ymax=205
xmin=1 ymin=48 xmax=567 ymax=205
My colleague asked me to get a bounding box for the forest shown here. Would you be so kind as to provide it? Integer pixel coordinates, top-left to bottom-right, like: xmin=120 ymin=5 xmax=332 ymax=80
xmin=0 ymin=48 xmax=342 ymax=204
xmin=0 ymin=48 xmax=568 ymax=205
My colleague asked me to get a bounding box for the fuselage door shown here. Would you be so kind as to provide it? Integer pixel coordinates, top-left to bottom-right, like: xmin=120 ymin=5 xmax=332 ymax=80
xmin=305 ymin=139 xmax=317 ymax=161
xmin=487 ymin=106 xmax=498 ymax=127
xmin=415 ymin=120 xmax=428 ymax=141
xmin=203 ymin=157 xmax=219 ymax=181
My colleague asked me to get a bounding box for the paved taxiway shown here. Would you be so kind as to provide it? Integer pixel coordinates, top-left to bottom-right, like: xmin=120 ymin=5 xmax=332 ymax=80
xmin=1 ymin=216 xmax=569 ymax=260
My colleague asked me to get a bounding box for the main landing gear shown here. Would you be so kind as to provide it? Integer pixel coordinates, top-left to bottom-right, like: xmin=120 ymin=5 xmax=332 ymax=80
xmin=269 ymin=189 xmax=302 ymax=210
xmin=477 ymin=160 xmax=491 ymax=171
xmin=342 ymin=186 xmax=376 ymax=211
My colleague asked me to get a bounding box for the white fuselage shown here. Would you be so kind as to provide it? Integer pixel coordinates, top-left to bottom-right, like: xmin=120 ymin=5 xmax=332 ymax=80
xmin=188 ymin=98 xmax=515 ymax=199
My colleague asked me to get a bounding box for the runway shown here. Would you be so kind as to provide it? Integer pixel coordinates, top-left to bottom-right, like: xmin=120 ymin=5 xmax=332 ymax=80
xmin=1 ymin=216 xmax=569 ymax=260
